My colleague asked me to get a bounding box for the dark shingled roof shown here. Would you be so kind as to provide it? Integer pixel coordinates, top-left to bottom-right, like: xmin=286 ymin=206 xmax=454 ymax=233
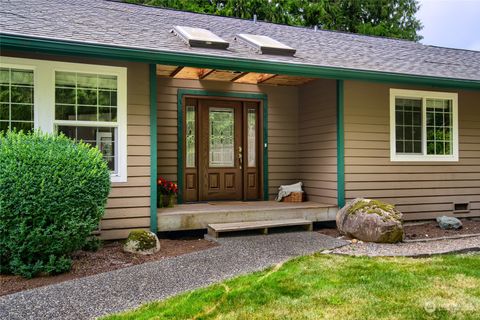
xmin=1 ymin=0 xmax=480 ymax=82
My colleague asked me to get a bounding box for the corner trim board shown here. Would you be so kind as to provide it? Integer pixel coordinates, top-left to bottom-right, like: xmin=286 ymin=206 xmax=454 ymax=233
xmin=336 ymin=80 xmax=345 ymax=208
xmin=149 ymin=64 xmax=158 ymax=233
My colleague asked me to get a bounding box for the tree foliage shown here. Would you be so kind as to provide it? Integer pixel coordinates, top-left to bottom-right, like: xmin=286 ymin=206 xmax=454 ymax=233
xmin=126 ymin=0 xmax=423 ymax=41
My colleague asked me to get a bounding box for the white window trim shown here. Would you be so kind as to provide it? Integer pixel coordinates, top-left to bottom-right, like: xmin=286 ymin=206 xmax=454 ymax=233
xmin=0 ymin=56 xmax=128 ymax=182
xmin=390 ymin=88 xmax=459 ymax=162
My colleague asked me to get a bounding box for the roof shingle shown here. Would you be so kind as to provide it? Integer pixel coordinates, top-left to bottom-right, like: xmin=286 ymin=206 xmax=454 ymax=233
xmin=1 ymin=0 xmax=479 ymax=81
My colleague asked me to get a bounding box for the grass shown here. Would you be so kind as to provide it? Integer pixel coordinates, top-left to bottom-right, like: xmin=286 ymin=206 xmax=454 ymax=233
xmin=104 ymin=253 xmax=480 ymax=320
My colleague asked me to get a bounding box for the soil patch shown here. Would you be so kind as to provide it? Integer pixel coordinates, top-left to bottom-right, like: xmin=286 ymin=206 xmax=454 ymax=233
xmin=317 ymin=218 xmax=480 ymax=240
xmin=0 ymin=238 xmax=216 ymax=297
xmin=404 ymin=218 xmax=480 ymax=240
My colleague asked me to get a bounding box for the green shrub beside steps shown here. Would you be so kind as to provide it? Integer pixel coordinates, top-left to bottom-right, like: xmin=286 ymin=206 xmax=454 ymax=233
xmin=0 ymin=131 xmax=111 ymax=278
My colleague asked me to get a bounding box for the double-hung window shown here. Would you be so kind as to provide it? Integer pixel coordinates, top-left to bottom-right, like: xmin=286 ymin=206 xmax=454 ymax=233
xmin=0 ymin=57 xmax=127 ymax=182
xmin=390 ymin=89 xmax=458 ymax=161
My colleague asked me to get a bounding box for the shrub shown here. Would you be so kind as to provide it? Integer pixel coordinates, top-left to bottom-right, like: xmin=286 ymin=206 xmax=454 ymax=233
xmin=0 ymin=131 xmax=111 ymax=278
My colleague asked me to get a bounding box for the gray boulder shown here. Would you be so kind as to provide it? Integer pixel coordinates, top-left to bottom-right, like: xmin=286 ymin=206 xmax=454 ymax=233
xmin=336 ymin=198 xmax=404 ymax=243
xmin=123 ymin=230 xmax=160 ymax=255
xmin=436 ymin=216 xmax=462 ymax=230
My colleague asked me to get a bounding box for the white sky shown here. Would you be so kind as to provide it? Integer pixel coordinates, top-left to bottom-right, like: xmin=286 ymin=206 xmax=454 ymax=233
xmin=416 ymin=0 xmax=480 ymax=51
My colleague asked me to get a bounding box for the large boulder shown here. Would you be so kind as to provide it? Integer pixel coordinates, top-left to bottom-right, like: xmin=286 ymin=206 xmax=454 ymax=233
xmin=123 ymin=230 xmax=160 ymax=255
xmin=436 ymin=216 xmax=462 ymax=230
xmin=336 ymin=198 xmax=404 ymax=243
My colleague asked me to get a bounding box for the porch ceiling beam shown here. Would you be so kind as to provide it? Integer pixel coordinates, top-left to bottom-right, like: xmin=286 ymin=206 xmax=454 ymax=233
xmin=230 ymin=72 xmax=249 ymax=82
xmin=199 ymin=68 xmax=215 ymax=79
xmin=169 ymin=66 xmax=184 ymax=77
xmin=258 ymin=74 xmax=277 ymax=84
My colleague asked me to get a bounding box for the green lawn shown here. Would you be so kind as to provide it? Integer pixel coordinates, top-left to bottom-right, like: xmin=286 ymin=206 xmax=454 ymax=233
xmin=104 ymin=254 xmax=480 ymax=320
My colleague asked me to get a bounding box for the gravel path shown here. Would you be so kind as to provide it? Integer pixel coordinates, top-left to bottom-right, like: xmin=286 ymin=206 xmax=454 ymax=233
xmin=0 ymin=232 xmax=346 ymax=320
xmin=331 ymin=235 xmax=480 ymax=257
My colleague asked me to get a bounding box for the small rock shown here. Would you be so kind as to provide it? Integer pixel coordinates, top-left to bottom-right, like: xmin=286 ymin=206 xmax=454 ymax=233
xmin=351 ymin=239 xmax=358 ymax=244
xmin=321 ymin=249 xmax=332 ymax=254
xmin=436 ymin=216 xmax=463 ymax=230
xmin=358 ymin=240 xmax=364 ymax=244
xmin=124 ymin=230 xmax=161 ymax=255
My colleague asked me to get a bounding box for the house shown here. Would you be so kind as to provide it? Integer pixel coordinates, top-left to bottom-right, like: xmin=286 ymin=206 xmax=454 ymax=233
xmin=1 ymin=0 xmax=479 ymax=240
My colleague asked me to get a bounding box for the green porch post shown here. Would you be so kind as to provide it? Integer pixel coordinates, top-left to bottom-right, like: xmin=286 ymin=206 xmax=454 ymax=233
xmin=337 ymin=80 xmax=345 ymax=208
xmin=149 ymin=64 xmax=158 ymax=233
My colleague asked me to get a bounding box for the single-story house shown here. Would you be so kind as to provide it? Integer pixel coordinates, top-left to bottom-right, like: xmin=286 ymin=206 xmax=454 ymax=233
xmin=1 ymin=0 xmax=479 ymax=239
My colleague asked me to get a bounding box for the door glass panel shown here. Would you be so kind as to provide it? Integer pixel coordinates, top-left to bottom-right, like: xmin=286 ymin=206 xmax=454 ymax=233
xmin=247 ymin=108 xmax=256 ymax=167
xmin=186 ymin=105 xmax=196 ymax=168
xmin=209 ymin=107 xmax=234 ymax=167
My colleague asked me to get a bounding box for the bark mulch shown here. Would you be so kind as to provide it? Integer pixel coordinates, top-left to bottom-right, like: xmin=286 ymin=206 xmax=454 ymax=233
xmin=0 ymin=238 xmax=217 ymax=297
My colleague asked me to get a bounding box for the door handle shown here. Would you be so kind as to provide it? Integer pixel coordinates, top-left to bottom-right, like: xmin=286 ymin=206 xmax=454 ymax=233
xmin=238 ymin=146 xmax=243 ymax=169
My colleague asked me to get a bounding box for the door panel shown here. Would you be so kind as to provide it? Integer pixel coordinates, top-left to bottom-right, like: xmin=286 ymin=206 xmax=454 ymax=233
xmin=199 ymin=100 xmax=243 ymax=201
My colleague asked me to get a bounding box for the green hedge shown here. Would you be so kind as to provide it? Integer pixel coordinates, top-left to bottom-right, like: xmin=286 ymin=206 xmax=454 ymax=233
xmin=0 ymin=131 xmax=111 ymax=278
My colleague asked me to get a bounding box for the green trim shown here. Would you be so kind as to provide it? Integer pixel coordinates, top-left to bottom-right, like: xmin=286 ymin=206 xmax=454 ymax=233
xmin=176 ymin=89 xmax=269 ymax=203
xmin=2 ymin=34 xmax=479 ymax=90
xmin=337 ymin=80 xmax=345 ymax=208
xmin=149 ymin=64 xmax=158 ymax=234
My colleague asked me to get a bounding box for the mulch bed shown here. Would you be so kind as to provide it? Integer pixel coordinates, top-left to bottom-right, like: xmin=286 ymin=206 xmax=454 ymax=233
xmin=0 ymin=238 xmax=217 ymax=297
xmin=317 ymin=218 xmax=480 ymax=240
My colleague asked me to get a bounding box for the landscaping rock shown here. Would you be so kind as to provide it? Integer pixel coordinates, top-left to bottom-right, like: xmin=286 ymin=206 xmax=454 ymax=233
xmin=436 ymin=216 xmax=463 ymax=230
xmin=336 ymin=198 xmax=404 ymax=243
xmin=123 ymin=230 xmax=160 ymax=255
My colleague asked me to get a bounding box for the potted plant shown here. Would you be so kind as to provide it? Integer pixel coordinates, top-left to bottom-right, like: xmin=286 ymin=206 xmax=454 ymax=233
xmin=157 ymin=177 xmax=178 ymax=208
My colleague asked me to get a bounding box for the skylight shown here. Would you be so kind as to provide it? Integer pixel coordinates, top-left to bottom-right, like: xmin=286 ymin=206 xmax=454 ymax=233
xmin=173 ymin=26 xmax=229 ymax=49
xmin=236 ymin=34 xmax=296 ymax=56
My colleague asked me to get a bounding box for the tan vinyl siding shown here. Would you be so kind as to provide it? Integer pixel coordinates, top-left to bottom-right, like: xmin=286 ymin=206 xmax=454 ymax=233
xmin=344 ymin=80 xmax=480 ymax=220
xmin=1 ymin=51 xmax=151 ymax=240
xmin=298 ymin=79 xmax=338 ymax=205
xmin=156 ymin=78 xmax=299 ymax=199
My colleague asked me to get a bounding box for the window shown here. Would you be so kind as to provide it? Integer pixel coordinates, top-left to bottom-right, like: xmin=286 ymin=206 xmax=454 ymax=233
xmin=0 ymin=57 xmax=127 ymax=182
xmin=0 ymin=67 xmax=34 ymax=132
xmin=390 ymin=89 xmax=458 ymax=161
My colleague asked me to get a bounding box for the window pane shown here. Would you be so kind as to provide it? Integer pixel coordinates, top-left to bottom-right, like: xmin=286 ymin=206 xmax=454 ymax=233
xmin=395 ymin=98 xmax=421 ymax=154
xmin=0 ymin=68 xmax=34 ymax=132
xmin=186 ymin=105 xmax=196 ymax=168
xmin=55 ymin=71 xmax=118 ymax=122
xmin=426 ymin=99 xmax=453 ymax=155
xmin=209 ymin=108 xmax=234 ymax=167
xmin=248 ymin=109 xmax=256 ymax=167
xmin=58 ymin=125 xmax=116 ymax=172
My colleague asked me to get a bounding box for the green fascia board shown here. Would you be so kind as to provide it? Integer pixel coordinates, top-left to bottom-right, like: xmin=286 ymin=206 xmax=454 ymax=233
xmin=176 ymin=89 xmax=269 ymax=203
xmin=149 ymin=64 xmax=158 ymax=234
xmin=336 ymin=80 xmax=345 ymax=208
xmin=1 ymin=34 xmax=479 ymax=90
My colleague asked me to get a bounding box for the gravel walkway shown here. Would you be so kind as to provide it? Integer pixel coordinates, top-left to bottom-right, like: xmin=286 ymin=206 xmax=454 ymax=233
xmin=331 ymin=235 xmax=480 ymax=257
xmin=0 ymin=232 xmax=346 ymax=320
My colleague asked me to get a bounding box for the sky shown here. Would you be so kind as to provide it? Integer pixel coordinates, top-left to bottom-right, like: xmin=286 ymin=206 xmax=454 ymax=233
xmin=416 ymin=0 xmax=480 ymax=51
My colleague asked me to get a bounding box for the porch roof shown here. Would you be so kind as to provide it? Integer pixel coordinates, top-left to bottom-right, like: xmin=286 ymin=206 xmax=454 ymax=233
xmin=1 ymin=0 xmax=480 ymax=88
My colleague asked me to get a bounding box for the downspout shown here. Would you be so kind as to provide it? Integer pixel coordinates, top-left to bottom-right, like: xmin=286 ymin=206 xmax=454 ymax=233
xmin=149 ymin=64 xmax=158 ymax=233
xmin=336 ymin=80 xmax=345 ymax=208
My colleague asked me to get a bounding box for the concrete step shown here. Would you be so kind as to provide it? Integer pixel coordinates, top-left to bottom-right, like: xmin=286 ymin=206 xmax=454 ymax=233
xmin=207 ymin=218 xmax=313 ymax=238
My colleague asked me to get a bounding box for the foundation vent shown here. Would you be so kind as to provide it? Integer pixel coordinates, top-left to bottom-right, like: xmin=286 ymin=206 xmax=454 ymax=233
xmin=453 ymin=202 xmax=470 ymax=213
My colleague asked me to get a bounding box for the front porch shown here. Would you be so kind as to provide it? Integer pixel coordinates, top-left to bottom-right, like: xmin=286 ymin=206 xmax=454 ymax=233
xmin=157 ymin=201 xmax=338 ymax=231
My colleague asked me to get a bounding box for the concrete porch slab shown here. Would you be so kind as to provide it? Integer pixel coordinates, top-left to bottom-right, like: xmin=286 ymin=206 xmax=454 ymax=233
xmin=157 ymin=201 xmax=338 ymax=232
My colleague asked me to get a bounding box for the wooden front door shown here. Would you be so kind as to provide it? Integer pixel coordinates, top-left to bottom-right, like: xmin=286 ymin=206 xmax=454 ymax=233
xmin=183 ymin=97 xmax=261 ymax=202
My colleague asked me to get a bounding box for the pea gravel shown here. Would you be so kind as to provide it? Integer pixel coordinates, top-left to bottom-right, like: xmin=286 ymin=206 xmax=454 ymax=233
xmin=331 ymin=235 xmax=480 ymax=257
xmin=0 ymin=232 xmax=346 ymax=320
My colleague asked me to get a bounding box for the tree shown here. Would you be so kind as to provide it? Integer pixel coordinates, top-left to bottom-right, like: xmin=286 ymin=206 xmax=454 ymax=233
xmin=125 ymin=0 xmax=423 ymax=41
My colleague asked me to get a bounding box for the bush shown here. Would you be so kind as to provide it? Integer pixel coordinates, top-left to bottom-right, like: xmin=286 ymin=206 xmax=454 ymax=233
xmin=0 ymin=131 xmax=111 ymax=278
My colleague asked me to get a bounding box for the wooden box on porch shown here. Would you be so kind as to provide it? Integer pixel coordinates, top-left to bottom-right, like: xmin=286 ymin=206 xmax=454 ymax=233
xmin=283 ymin=192 xmax=304 ymax=203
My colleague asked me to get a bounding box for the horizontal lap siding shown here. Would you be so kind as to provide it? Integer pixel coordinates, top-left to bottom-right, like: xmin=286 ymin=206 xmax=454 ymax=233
xmin=156 ymin=78 xmax=299 ymax=200
xmin=344 ymin=80 xmax=480 ymax=220
xmin=101 ymin=63 xmax=151 ymax=240
xmin=298 ymin=79 xmax=338 ymax=205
